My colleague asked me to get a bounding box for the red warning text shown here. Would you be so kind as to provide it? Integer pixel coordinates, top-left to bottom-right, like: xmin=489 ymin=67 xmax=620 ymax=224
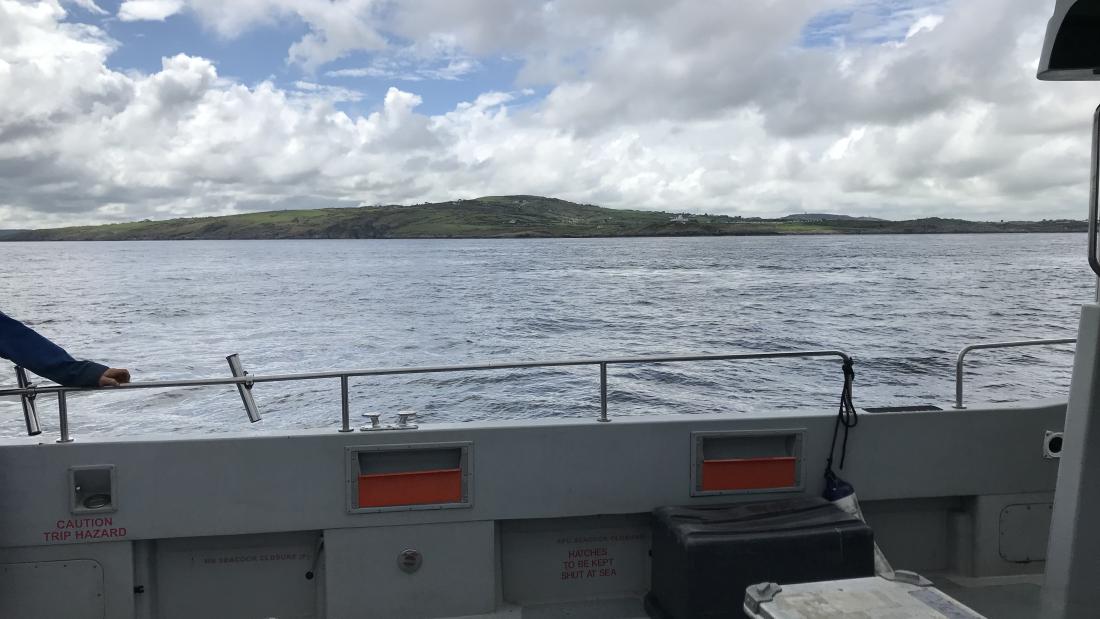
xmin=43 ymin=516 xmax=127 ymax=542
xmin=561 ymin=545 xmax=617 ymax=580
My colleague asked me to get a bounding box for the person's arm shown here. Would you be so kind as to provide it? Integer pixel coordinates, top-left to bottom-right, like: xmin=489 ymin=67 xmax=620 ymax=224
xmin=0 ymin=311 xmax=126 ymax=388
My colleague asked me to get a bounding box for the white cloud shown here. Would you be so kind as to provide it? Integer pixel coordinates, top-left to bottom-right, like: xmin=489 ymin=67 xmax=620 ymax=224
xmin=117 ymin=0 xmax=386 ymax=70
xmin=293 ymin=80 xmax=364 ymax=102
xmin=1 ymin=0 xmax=1098 ymax=229
xmin=905 ymin=14 xmax=944 ymax=38
xmin=117 ymin=0 xmax=183 ymax=22
xmin=286 ymin=1 xmax=386 ymax=71
xmin=325 ymin=44 xmax=481 ymax=82
xmin=66 ymin=0 xmax=106 ymax=15
xmin=325 ymin=67 xmax=383 ymax=79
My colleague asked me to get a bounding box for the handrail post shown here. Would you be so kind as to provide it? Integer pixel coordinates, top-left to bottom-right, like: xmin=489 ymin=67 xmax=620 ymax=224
xmin=954 ymin=338 xmax=1076 ymax=409
xmin=15 ymin=366 xmax=41 ymax=436
xmin=57 ymin=391 xmax=73 ymax=443
xmin=339 ymin=376 xmax=352 ymax=433
xmin=1088 ymin=103 xmax=1100 ymax=285
xmin=954 ymin=347 xmax=970 ymax=409
xmin=598 ymin=363 xmax=610 ymax=422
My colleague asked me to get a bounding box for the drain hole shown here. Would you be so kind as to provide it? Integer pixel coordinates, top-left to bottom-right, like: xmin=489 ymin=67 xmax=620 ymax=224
xmin=1049 ymin=435 xmax=1063 ymax=454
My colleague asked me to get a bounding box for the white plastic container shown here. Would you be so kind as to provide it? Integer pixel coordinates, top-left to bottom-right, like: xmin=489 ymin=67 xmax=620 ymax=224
xmin=743 ymin=571 xmax=986 ymax=618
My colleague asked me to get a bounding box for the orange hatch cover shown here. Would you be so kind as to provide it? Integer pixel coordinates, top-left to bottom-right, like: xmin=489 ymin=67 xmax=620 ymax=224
xmin=701 ymin=456 xmax=797 ymax=492
xmin=358 ymin=468 xmax=463 ymax=508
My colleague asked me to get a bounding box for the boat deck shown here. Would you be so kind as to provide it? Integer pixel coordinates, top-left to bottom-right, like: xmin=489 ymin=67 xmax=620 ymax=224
xmin=0 ymin=402 xmax=1061 ymax=619
xmin=932 ymin=574 xmax=1043 ymax=619
xmin=459 ymin=599 xmax=643 ymax=618
xmin=453 ymin=576 xmax=1044 ymax=618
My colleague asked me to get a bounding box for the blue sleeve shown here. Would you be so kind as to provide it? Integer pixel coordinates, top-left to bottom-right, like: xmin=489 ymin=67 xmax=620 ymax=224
xmin=0 ymin=311 xmax=108 ymax=388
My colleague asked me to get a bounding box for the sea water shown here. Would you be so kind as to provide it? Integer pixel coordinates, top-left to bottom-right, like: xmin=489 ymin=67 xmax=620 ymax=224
xmin=0 ymin=234 xmax=1090 ymax=437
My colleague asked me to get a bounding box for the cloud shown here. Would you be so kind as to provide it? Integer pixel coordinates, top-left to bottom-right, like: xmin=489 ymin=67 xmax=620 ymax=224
xmin=66 ymin=0 xmax=107 ymax=15
xmin=116 ymin=0 xmax=386 ymax=70
xmin=905 ymin=14 xmax=944 ymax=38
xmin=325 ymin=67 xmax=385 ymax=79
xmin=286 ymin=1 xmax=387 ymax=71
xmin=1 ymin=0 xmax=1099 ymax=229
xmin=325 ymin=38 xmax=481 ymax=82
xmin=118 ymin=0 xmax=182 ymax=21
xmin=293 ymin=80 xmax=365 ymax=102
xmin=803 ymin=0 xmax=948 ymax=46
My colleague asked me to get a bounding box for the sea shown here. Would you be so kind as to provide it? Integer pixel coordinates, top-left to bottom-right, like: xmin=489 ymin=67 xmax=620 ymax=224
xmin=0 ymin=234 xmax=1091 ymax=439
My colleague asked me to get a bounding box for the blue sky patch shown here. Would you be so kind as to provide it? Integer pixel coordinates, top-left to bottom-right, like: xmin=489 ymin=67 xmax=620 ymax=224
xmin=62 ymin=0 xmax=532 ymax=116
xmin=801 ymin=0 xmax=946 ymax=48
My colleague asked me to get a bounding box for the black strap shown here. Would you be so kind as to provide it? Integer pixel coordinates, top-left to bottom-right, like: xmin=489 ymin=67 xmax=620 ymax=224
xmin=825 ymin=357 xmax=857 ymax=474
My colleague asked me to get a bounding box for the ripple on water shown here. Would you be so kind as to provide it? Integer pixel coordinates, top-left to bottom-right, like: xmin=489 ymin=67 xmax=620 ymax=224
xmin=0 ymin=234 xmax=1089 ymax=437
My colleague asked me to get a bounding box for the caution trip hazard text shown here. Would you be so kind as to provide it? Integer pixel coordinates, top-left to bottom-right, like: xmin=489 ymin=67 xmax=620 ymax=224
xmin=43 ymin=517 xmax=126 ymax=542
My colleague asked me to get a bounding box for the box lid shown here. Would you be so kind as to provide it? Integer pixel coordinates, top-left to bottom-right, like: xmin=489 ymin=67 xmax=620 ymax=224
xmin=744 ymin=571 xmax=986 ymax=619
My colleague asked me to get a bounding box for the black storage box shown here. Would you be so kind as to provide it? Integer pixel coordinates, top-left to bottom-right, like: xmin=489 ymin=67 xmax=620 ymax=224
xmin=646 ymin=496 xmax=875 ymax=619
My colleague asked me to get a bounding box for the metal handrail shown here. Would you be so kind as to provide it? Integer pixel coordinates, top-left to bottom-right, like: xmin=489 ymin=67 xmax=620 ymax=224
xmin=1087 ymin=103 xmax=1099 ymax=279
xmin=954 ymin=338 xmax=1076 ymax=409
xmin=3 ymin=349 xmax=852 ymax=443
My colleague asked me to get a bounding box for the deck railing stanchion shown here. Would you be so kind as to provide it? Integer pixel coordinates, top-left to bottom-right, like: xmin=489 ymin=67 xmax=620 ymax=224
xmin=57 ymin=392 xmax=72 ymax=444
xmin=954 ymin=338 xmax=1077 ymax=409
xmin=339 ymin=376 xmax=353 ymax=432
xmin=598 ymin=363 xmax=609 ymax=422
xmin=14 ymin=367 xmax=41 ymax=437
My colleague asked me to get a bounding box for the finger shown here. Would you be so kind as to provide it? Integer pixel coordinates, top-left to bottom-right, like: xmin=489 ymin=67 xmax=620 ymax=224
xmin=99 ymin=376 xmax=119 ymax=387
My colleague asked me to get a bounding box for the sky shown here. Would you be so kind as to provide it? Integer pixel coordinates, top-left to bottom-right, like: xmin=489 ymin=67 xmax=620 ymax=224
xmin=0 ymin=0 xmax=1097 ymax=228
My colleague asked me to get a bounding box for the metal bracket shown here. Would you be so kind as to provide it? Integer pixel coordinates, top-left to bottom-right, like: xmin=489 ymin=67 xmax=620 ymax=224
xmin=305 ymin=536 xmax=324 ymax=580
xmin=744 ymin=582 xmax=782 ymax=613
xmin=226 ymin=354 xmax=261 ymax=423
xmin=14 ymin=366 xmax=41 ymax=436
xmin=359 ymin=412 xmax=419 ymax=431
xmin=1044 ymin=431 xmax=1064 ymax=459
xmin=883 ymin=570 xmax=933 ymax=587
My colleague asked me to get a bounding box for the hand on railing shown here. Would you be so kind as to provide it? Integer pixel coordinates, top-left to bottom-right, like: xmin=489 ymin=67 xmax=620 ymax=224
xmin=98 ymin=368 xmax=131 ymax=387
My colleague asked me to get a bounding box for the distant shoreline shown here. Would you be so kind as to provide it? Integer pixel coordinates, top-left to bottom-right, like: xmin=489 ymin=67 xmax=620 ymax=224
xmin=0 ymin=230 xmax=1089 ymax=242
xmin=1 ymin=195 xmax=1086 ymax=241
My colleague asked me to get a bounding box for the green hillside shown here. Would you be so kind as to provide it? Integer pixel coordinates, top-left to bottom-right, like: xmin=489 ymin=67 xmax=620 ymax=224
xmin=1 ymin=195 xmax=1086 ymax=241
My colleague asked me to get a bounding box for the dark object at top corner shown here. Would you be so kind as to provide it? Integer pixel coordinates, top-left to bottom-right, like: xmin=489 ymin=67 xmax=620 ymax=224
xmin=1038 ymin=0 xmax=1100 ymax=80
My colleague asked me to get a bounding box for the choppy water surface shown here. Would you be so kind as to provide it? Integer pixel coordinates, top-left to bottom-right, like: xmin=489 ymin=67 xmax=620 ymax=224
xmin=0 ymin=235 xmax=1091 ymax=438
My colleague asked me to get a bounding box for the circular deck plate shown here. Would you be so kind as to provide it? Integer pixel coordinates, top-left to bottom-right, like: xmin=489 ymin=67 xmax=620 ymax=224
xmin=397 ymin=549 xmax=422 ymax=573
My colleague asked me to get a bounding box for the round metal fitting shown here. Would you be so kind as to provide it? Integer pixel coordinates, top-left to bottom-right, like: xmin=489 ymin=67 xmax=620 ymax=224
xmin=1044 ymin=431 xmax=1064 ymax=459
xmin=397 ymin=549 xmax=422 ymax=573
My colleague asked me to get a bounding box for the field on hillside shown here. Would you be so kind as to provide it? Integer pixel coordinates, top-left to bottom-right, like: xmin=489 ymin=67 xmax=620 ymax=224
xmin=3 ymin=196 xmax=1085 ymax=241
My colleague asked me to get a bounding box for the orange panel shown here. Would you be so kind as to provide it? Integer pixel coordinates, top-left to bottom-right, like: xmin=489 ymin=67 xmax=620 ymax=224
xmin=701 ymin=457 xmax=797 ymax=491
xmin=358 ymin=468 xmax=463 ymax=508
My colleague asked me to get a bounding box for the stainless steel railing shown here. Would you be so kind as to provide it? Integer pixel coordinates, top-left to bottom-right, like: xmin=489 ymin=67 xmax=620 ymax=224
xmin=1085 ymin=103 xmax=1099 ymax=281
xmin=954 ymin=338 xmax=1076 ymax=409
xmin=2 ymin=349 xmax=853 ymax=443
